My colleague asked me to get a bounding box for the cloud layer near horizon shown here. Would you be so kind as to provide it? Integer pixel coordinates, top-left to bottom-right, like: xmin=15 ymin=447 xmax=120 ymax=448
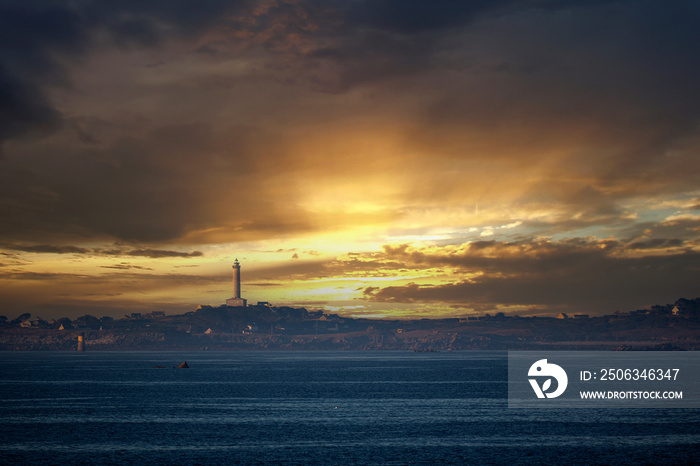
xmin=1 ymin=1 xmax=699 ymax=318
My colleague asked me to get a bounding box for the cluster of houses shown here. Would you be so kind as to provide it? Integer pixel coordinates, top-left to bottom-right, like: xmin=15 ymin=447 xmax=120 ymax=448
xmin=5 ymin=310 xmax=169 ymax=330
xmin=457 ymin=303 xmax=693 ymax=323
xmin=555 ymin=305 xmax=686 ymax=320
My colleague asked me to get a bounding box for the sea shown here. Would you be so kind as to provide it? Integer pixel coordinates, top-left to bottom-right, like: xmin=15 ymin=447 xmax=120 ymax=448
xmin=0 ymin=351 xmax=698 ymax=465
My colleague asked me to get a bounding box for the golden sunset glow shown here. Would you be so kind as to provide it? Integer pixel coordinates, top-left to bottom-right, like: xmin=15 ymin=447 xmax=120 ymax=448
xmin=1 ymin=1 xmax=699 ymax=320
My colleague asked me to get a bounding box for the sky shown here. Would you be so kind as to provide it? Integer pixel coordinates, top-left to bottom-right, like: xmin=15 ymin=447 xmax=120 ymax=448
xmin=1 ymin=0 xmax=699 ymax=320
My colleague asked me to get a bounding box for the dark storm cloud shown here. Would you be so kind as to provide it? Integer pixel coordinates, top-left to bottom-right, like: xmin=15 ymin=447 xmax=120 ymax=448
xmin=0 ymin=0 xmax=255 ymax=148
xmin=3 ymin=0 xmax=699 ymax=145
xmin=4 ymin=244 xmax=90 ymax=254
xmin=0 ymin=67 xmax=62 ymax=150
xmin=393 ymin=2 xmax=700 ymax=156
xmin=363 ymin=239 xmax=700 ymax=313
xmin=304 ymin=0 xmax=516 ymax=90
xmin=0 ymin=2 xmax=85 ymax=147
xmin=0 ymin=0 xmax=628 ymax=145
xmin=342 ymin=0 xmax=509 ymax=34
xmin=2 ymin=0 xmax=700 ymax=246
xmin=1 ymin=242 xmax=202 ymax=258
xmin=317 ymin=2 xmax=508 ymax=73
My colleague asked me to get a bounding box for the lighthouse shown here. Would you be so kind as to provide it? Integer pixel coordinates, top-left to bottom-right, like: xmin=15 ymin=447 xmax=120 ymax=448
xmin=232 ymin=258 xmax=241 ymax=299
xmin=226 ymin=259 xmax=247 ymax=307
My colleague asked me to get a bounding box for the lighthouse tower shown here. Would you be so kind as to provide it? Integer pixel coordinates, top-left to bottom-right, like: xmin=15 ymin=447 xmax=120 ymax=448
xmin=232 ymin=258 xmax=241 ymax=299
xmin=226 ymin=259 xmax=247 ymax=307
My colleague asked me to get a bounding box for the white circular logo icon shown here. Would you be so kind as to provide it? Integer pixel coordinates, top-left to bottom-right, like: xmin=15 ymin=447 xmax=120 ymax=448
xmin=528 ymin=359 xmax=568 ymax=399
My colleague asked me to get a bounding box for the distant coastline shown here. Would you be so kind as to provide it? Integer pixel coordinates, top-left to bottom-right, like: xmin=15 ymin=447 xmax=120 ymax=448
xmin=1 ymin=298 xmax=698 ymax=351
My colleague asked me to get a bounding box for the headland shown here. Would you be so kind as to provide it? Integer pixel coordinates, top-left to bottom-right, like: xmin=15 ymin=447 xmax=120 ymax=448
xmin=1 ymin=297 xmax=698 ymax=351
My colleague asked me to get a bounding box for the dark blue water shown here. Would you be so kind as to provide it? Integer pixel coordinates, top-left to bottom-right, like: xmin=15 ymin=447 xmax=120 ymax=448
xmin=1 ymin=351 xmax=698 ymax=465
